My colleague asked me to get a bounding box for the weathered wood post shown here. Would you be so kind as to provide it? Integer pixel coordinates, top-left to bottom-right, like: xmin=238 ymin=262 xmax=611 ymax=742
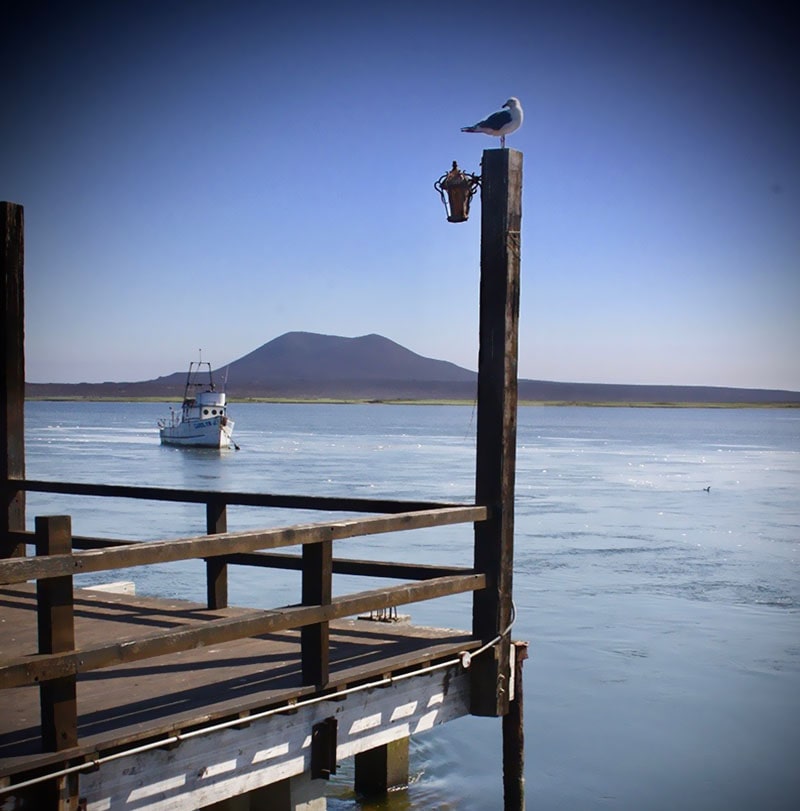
xmin=302 ymin=539 xmax=332 ymax=686
xmin=471 ymin=148 xmax=522 ymax=719
xmin=354 ymin=738 xmax=410 ymax=797
xmin=205 ymin=497 xmax=228 ymax=609
xmin=36 ymin=515 xmax=78 ymax=751
xmin=1 ymin=202 xmax=26 ymax=558
xmin=36 ymin=515 xmax=80 ymax=810
xmin=503 ymin=641 xmax=529 ymax=808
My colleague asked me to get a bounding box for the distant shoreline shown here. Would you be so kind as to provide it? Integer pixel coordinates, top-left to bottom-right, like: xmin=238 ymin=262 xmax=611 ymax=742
xmin=24 ymin=396 xmax=800 ymax=409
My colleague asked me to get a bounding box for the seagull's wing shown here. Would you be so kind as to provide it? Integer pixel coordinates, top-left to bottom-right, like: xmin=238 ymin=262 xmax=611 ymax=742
xmin=476 ymin=109 xmax=512 ymax=130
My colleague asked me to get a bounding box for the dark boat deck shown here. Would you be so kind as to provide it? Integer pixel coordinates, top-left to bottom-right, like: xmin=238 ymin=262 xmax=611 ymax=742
xmin=0 ymin=583 xmax=478 ymax=778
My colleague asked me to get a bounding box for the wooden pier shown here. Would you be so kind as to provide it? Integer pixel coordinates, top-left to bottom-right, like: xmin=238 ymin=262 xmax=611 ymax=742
xmin=0 ymin=149 xmax=526 ymax=810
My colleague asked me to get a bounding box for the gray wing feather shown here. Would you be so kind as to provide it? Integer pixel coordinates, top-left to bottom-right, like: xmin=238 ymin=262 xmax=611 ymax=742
xmin=478 ymin=109 xmax=512 ymax=129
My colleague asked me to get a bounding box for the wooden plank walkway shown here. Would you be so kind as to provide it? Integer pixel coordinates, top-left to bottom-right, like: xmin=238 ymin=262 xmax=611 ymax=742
xmin=0 ymin=584 xmax=479 ymax=778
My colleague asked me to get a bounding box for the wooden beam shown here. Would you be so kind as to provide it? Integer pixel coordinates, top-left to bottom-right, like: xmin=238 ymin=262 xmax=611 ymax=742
xmin=310 ymin=717 xmax=337 ymax=779
xmin=7 ymin=536 xmax=479 ymax=581
xmin=471 ymin=149 xmax=522 ymax=717
xmin=15 ymin=478 xmax=464 ymax=514
xmin=219 ymin=550 xmax=475 ymax=581
xmin=35 ymin=516 xmax=77 ymax=751
xmin=0 ymin=573 xmax=486 ymax=688
xmin=5 ymin=536 xmax=479 ymax=580
xmin=74 ymin=664 xmax=469 ymax=810
xmin=503 ymin=641 xmax=529 ymax=810
xmin=0 ymin=506 xmax=488 ymax=585
xmin=1 ymin=202 xmax=25 ymax=558
xmin=205 ymin=499 xmax=228 ymax=609
xmin=302 ymin=539 xmax=332 ymax=686
xmin=354 ymin=737 xmax=409 ymax=796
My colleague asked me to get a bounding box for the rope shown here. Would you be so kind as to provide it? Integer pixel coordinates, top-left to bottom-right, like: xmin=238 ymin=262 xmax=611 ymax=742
xmin=460 ymin=599 xmax=516 ymax=668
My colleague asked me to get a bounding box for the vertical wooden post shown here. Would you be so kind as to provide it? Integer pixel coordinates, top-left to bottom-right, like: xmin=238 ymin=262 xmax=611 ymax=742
xmin=503 ymin=641 xmax=529 ymax=810
xmin=301 ymin=540 xmax=332 ymax=686
xmin=205 ymin=498 xmax=228 ymax=609
xmin=310 ymin=716 xmax=338 ymax=779
xmin=354 ymin=737 xmax=410 ymax=796
xmin=1 ymin=202 xmax=25 ymax=558
xmin=36 ymin=515 xmax=78 ymax=751
xmin=471 ymin=149 xmax=522 ymax=717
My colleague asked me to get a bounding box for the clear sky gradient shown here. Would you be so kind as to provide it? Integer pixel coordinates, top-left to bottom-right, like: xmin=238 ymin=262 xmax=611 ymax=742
xmin=3 ymin=1 xmax=798 ymax=390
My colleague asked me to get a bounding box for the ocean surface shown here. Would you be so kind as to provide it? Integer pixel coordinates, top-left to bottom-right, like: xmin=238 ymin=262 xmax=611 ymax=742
xmin=23 ymin=402 xmax=800 ymax=810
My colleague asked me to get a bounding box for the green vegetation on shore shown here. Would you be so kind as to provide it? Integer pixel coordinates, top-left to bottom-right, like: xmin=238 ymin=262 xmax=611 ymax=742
xmin=24 ymin=395 xmax=799 ymax=408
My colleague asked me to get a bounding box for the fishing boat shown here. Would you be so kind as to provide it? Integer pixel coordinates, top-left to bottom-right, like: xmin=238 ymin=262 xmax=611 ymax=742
xmin=158 ymin=359 xmax=236 ymax=448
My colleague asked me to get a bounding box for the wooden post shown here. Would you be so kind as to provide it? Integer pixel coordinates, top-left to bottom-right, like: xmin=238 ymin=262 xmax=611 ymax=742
xmin=471 ymin=149 xmax=522 ymax=717
xmin=354 ymin=737 xmax=410 ymax=796
xmin=310 ymin=716 xmax=338 ymax=779
xmin=36 ymin=515 xmax=78 ymax=751
xmin=503 ymin=641 xmax=529 ymax=810
xmin=205 ymin=498 xmax=228 ymax=609
xmin=1 ymin=202 xmax=25 ymax=558
xmin=301 ymin=540 xmax=332 ymax=686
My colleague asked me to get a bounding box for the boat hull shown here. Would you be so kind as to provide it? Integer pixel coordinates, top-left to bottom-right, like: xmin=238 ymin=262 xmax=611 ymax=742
xmin=159 ymin=416 xmax=235 ymax=448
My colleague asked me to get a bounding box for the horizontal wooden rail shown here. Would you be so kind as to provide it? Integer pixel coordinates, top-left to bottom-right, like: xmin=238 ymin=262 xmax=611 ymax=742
xmin=221 ymin=551 xmax=475 ymax=580
xmin=7 ymin=535 xmax=473 ymax=580
xmin=6 ymin=532 xmax=135 ymax=550
xmin=0 ymin=506 xmax=488 ymax=586
xmin=0 ymin=573 xmax=486 ymax=689
xmin=13 ymin=479 xmax=462 ymax=514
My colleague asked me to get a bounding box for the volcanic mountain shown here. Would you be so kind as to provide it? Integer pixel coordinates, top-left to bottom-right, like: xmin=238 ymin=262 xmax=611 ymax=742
xmin=228 ymin=332 xmax=475 ymax=388
xmin=25 ymin=332 xmax=800 ymax=405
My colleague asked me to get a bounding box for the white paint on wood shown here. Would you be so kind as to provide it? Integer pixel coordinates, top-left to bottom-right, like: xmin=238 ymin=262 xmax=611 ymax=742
xmin=80 ymin=581 xmax=136 ymax=595
xmin=347 ymin=711 xmax=382 ymax=735
xmin=79 ymin=666 xmax=469 ymax=810
xmin=252 ymin=742 xmax=291 ymax=764
xmin=389 ymin=700 xmax=418 ymax=721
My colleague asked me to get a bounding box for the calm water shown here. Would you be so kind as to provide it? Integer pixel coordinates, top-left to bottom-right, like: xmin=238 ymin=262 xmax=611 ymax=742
xmin=24 ymin=403 xmax=800 ymax=810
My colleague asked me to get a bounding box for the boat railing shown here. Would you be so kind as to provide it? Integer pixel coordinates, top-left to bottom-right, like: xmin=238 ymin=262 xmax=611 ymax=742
xmin=0 ymin=478 xmax=489 ymax=753
xmin=158 ymin=407 xmax=181 ymax=428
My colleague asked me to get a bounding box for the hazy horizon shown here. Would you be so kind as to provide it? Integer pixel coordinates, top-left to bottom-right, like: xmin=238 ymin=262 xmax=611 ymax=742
xmin=24 ymin=330 xmax=800 ymax=394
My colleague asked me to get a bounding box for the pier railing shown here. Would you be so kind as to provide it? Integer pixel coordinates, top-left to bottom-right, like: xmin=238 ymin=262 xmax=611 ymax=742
xmin=0 ymin=478 xmax=488 ymax=753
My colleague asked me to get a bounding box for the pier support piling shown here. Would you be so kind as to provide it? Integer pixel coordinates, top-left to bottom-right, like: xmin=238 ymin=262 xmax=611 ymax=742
xmin=1 ymin=201 xmax=25 ymax=558
xmin=503 ymin=641 xmax=529 ymax=810
xmin=202 ymin=773 xmax=327 ymax=811
xmin=471 ymin=149 xmax=522 ymax=718
xmin=354 ymin=737 xmax=410 ymax=797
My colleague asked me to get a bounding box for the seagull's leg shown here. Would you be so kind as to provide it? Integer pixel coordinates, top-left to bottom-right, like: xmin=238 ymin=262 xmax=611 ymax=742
xmin=500 ymin=134 xmax=506 ymax=148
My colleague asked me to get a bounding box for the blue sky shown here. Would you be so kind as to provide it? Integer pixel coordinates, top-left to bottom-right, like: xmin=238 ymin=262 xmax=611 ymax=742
xmin=3 ymin=0 xmax=798 ymax=390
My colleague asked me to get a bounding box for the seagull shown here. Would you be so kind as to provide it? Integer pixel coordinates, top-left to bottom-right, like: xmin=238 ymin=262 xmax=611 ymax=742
xmin=461 ymin=97 xmax=523 ymax=148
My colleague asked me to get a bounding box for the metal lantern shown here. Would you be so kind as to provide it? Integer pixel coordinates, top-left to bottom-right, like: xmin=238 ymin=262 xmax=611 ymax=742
xmin=434 ymin=161 xmax=480 ymax=223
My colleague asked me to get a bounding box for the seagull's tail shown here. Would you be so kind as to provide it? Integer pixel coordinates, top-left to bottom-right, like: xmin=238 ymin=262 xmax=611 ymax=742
xmin=461 ymin=126 xmax=478 ymax=133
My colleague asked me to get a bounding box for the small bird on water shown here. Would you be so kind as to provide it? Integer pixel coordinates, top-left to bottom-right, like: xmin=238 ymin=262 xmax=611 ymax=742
xmin=461 ymin=97 xmax=523 ymax=148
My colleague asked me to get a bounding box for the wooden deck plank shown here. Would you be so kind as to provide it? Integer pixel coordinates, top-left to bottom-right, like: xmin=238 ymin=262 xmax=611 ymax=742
xmin=0 ymin=584 xmax=477 ymax=778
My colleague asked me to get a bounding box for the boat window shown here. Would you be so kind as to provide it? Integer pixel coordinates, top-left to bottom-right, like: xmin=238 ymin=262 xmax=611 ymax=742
xmin=203 ymin=409 xmax=209 ymax=416
xmin=212 ymin=409 xmax=217 ymax=415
